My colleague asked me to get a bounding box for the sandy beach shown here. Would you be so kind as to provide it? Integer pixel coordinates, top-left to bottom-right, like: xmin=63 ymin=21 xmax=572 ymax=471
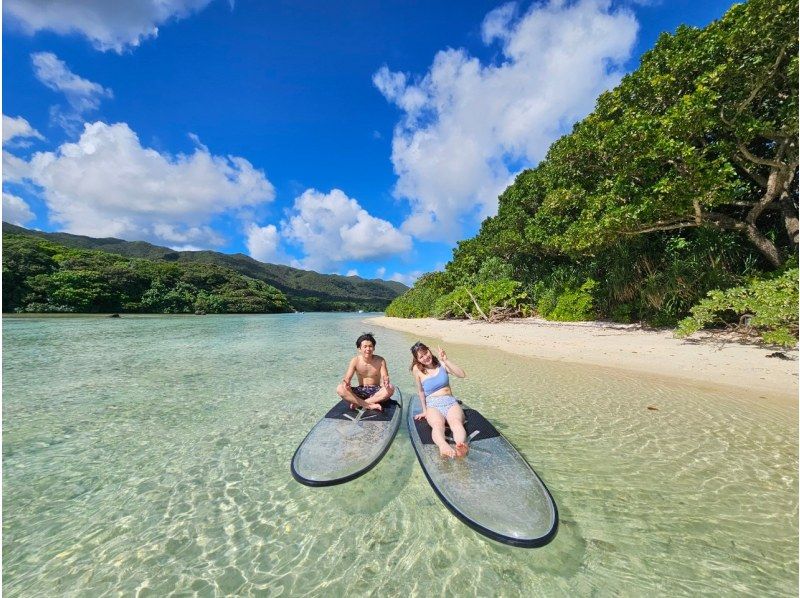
xmin=367 ymin=316 xmax=798 ymax=400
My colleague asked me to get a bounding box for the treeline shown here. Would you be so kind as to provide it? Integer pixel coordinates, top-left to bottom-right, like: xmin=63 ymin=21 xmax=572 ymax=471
xmin=2 ymin=235 xmax=294 ymax=314
xmin=387 ymin=0 xmax=798 ymax=346
xmin=2 ymin=222 xmax=407 ymax=312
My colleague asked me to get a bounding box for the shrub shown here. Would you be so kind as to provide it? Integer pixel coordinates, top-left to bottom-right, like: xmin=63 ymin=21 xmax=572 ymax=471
xmin=385 ymin=272 xmax=452 ymax=318
xmin=676 ymin=267 xmax=798 ymax=346
xmin=541 ymin=279 xmax=598 ymax=321
xmin=433 ymin=279 xmax=530 ymax=319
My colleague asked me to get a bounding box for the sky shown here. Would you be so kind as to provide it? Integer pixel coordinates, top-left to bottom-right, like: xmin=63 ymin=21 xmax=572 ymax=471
xmin=3 ymin=0 xmax=741 ymax=285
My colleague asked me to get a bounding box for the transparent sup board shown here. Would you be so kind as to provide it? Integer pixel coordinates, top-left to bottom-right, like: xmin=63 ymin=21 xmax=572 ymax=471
xmin=291 ymin=389 xmax=403 ymax=486
xmin=407 ymin=395 xmax=558 ymax=547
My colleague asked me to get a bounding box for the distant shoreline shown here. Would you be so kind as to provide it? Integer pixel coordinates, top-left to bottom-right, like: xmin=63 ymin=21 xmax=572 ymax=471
xmin=366 ymin=316 xmax=798 ymax=401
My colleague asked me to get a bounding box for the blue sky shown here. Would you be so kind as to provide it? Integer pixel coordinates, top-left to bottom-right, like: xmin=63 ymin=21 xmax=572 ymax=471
xmin=3 ymin=0 xmax=740 ymax=285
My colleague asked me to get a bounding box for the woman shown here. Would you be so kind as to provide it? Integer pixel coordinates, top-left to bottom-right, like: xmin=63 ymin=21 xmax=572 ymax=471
xmin=410 ymin=341 xmax=469 ymax=458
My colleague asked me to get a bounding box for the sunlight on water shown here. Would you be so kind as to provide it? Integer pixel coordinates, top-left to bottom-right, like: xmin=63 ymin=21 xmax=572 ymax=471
xmin=3 ymin=313 xmax=797 ymax=596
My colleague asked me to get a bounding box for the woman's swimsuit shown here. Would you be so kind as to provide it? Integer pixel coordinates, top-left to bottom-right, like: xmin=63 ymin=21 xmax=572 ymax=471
xmin=421 ymin=366 xmax=449 ymax=395
xmin=421 ymin=367 xmax=457 ymax=416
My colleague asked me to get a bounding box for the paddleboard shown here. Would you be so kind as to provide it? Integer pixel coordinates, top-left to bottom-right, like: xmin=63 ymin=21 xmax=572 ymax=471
xmin=291 ymin=388 xmax=403 ymax=486
xmin=407 ymin=395 xmax=558 ymax=547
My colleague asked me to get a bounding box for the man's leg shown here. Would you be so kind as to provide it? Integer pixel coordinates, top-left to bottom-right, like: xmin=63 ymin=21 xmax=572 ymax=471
xmin=363 ymin=383 xmax=395 ymax=405
xmin=337 ymin=382 xmax=382 ymax=410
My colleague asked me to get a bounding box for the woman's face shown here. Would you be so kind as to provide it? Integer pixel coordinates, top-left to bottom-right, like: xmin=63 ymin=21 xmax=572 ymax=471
xmin=415 ymin=347 xmax=433 ymax=366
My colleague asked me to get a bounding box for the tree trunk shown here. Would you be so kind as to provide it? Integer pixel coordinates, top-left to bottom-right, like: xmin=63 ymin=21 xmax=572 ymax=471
xmin=781 ymin=196 xmax=799 ymax=245
xmin=745 ymin=223 xmax=783 ymax=267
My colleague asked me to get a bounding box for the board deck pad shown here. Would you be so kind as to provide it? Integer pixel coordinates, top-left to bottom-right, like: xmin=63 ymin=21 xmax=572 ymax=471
xmin=325 ymin=398 xmax=400 ymax=421
xmin=407 ymin=395 xmax=557 ymax=547
xmin=413 ymin=407 xmax=499 ymax=444
xmin=291 ymin=390 xmax=403 ymax=486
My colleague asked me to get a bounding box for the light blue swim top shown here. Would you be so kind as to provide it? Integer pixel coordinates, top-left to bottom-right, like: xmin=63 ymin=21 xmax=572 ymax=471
xmin=421 ymin=366 xmax=450 ymax=396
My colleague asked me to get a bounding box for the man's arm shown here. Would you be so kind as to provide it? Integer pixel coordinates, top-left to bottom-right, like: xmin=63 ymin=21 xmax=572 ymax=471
xmin=342 ymin=357 xmax=357 ymax=386
xmin=379 ymin=357 xmax=391 ymax=387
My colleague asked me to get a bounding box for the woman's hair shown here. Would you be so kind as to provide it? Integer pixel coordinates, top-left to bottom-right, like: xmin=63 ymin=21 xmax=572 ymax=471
xmin=409 ymin=341 xmax=439 ymax=372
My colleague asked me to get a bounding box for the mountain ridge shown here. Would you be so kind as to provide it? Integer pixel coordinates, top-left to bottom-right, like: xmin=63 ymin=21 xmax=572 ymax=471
xmin=2 ymin=222 xmax=408 ymax=311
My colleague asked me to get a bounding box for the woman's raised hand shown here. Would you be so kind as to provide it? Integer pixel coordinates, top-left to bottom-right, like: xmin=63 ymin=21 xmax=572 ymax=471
xmin=438 ymin=346 xmax=447 ymax=362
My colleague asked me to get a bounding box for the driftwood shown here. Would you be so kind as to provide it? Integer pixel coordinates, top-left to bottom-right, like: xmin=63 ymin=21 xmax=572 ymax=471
xmin=453 ymin=300 xmax=474 ymax=320
xmin=465 ymin=289 xmax=489 ymax=321
xmin=487 ymin=306 xmax=520 ymax=322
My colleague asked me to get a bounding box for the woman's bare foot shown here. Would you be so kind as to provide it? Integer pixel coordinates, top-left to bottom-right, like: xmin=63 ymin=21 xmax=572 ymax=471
xmin=439 ymin=444 xmax=456 ymax=458
xmin=367 ymin=402 xmax=383 ymax=412
xmin=455 ymin=442 xmax=469 ymax=458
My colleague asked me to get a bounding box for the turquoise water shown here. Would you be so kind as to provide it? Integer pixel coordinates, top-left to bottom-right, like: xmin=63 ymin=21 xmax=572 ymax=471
xmin=3 ymin=313 xmax=797 ymax=596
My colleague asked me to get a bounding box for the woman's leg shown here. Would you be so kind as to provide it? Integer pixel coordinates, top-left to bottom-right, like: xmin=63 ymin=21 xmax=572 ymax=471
xmin=426 ymin=408 xmax=455 ymax=458
xmin=445 ymin=403 xmax=469 ymax=457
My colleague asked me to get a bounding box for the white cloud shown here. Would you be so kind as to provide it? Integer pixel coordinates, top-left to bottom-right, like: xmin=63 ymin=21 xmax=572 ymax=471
xmin=346 ymin=269 xmax=359 ymax=277
xmin=3 ymin=114 xmax=45 ymax=145
xmin=245 ymin=223 xmax=285 ymax=264
xmin=3 ymin=115 xmax=42 ymax=183
xmin=32 ymin=52 xmax=112 ymax=111
xmin=2 ymin=192 xmax=36 ymax=225
xmin=375 ymin=266 xmax=387 ymax=278
xmin=18 ymin=121 xmax=275 ymax=247
xmin=4 ymin=0 xmax=213 ymax=53
xmin=281 ymin=188 xmax=412 ymax=272
xmin=389 ymin=270 xmax=423 ymax=286
xmin=374 ymin=0 xmax=638 ymax=241
xmin=32 ymin=52 xmax=113 ymax=132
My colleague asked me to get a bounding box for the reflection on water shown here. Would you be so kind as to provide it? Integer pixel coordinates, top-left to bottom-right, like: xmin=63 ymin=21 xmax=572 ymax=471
xmin=3 ymin=313 xmax=797 ymax=596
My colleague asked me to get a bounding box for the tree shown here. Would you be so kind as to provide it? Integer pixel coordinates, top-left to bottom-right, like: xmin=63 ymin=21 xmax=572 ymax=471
xmin=530 ymin=0 xmax=797 ymax=267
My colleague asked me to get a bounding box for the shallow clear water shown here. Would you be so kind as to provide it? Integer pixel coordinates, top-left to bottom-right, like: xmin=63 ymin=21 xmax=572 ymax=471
xmin=3 ymin=313 xmax=797 ymax=597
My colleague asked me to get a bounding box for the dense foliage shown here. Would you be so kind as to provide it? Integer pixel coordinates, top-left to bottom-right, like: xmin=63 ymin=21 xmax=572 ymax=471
xmin=387 ymin=0 xmax=798 ymax=345
xmin=2 ymin=235 xmax=293 ymax=314
xmin=676 ymin=266 xmax=798 ymax=347
xmin=2 ymin=222 xmax=407 ymax=312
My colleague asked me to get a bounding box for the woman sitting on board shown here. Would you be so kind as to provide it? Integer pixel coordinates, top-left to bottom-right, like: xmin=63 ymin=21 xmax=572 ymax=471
xmin=410 ymin=342 xmax=468 ymax=458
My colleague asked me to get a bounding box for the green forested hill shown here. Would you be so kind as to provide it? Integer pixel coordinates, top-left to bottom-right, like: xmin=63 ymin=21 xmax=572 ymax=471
xmin=387 ymin=0 xmax=798 ymax=345
xmin=2 ymin=222 xmax=407 ymax=311
xmin=2 ymin=234 xmax=294 ymax=314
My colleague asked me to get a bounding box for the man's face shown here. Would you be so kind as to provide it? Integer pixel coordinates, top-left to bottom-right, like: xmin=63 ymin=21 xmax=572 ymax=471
xmin=358 ymin=340 xmax=375 ymax=358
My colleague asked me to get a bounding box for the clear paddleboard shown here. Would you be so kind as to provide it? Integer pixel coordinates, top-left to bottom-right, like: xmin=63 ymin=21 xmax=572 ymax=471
xmin=407 ymin=395 xmax=558 ymax=547
xmin=291 ymin=389 xmax=403 ymax=486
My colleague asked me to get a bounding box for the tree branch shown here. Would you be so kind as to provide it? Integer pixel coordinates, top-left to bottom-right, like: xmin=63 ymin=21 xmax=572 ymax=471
xmin=465 ymin=288 xmax=488 ymax=321
xmin=621 ymin=220 xmax=701 ymax=235
xmin=730 ymin=154 xmax=768 ymax=188
xmin=737 ymin=141 xmax=784 ymax=169
xmin=734 ymin=41 xmax=791 ymax=118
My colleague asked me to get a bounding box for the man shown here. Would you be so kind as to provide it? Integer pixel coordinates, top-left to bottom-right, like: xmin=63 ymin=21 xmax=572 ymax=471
xmin=336 ymin=333 xmax=395 ymax=411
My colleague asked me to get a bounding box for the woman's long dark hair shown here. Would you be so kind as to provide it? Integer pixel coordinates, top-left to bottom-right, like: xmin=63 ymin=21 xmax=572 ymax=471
xmin=410 ymin=341 xmax=439 ymax=373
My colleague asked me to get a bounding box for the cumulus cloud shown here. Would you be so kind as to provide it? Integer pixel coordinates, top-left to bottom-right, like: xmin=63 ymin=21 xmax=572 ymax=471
xmin=32 ymin=52 xmax=113 ymax=132
xmin=3 ymin=114 xmax=45 ymax=145
xmin=17 ymin=121 xmax=275 ymax=247
xmin=2 ymin=192 xmax=36 ymax=225
xmin=374 ymin=0 xmax=638 ymax=241
xmin=3 ymin=115 xmax=44 ymax=183
xmin=346 ymin=269 xmax=359 ymax=277
xmin=281 ymin=188 xmax=412 ymax=272
xmin=4 ymin=0 xmax=213 ymax=53
xmin=245 ymin=223 xmax=285 ymax=264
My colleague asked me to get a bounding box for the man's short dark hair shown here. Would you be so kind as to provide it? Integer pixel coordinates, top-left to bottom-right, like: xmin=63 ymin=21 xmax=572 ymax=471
xmin=356 ymin=333 xmax=376 ymax=348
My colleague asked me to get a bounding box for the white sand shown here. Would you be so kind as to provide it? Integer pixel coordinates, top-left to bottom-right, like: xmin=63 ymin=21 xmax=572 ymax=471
xmin=366 ymin=316 xmax=798 ymax=400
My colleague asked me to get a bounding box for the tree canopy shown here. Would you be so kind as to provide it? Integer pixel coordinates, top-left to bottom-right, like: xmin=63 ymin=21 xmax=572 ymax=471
xmin=387 ymin=0 xmax=798 ymax=345
xmin=3 ymin=235 xmax=294 ymax=315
